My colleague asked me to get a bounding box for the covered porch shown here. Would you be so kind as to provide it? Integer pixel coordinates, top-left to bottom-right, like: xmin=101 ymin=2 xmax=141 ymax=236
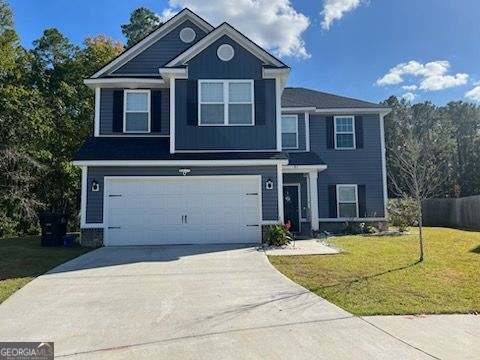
xmin=281 ymin=164 xmax=327 ymax=236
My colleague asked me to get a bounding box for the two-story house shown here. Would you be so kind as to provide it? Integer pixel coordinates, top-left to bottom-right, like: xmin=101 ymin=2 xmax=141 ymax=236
xmin=74 ymin=8 xmax=390 ymax=246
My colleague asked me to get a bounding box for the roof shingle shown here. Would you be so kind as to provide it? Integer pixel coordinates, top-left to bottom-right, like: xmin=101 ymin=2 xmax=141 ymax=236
xmin=281 ymin=87 xmax=387 ymax=109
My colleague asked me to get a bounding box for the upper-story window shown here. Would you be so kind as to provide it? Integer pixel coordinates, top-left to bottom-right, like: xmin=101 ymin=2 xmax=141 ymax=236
xmin=337 ymin=184 xmax=358 ymax=218
xmin=281 ymin=115 xmax=298 ymax=149
xmin=334 ymin=115 xmax=355 ymax=149
xmin=199 ymin=80 xmax=254 ymax=126
xmin=124 ymin=90 xmax=150 ymax=133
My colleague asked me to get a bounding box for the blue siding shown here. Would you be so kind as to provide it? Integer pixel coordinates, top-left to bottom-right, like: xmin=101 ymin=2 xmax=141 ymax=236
xmin=187 ymin=35 xmax=263 ymax=79
xmin=309 ymin=114 xmax=385 ymax=218
xmin=99 ymin=89 xmax=170 ymax=135
xmin=113 ymin=20 xmax=208 ymax=75
xmin=175 ymin=79 xmax=277 ymax=150
xmin=173 ymin=35 xmax=277 ymax=150
xmin=85 ymin=166 xmax=278 ymax=223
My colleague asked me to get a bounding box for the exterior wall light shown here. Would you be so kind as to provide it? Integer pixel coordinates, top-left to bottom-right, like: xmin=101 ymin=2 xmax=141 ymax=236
xmin=91 ymin=179 xmax=100 ymax=192
xmin=265 ymin=179 xmax=274 ymax=190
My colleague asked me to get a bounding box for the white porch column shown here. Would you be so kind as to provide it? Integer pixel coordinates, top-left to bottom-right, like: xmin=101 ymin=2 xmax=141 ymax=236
xmin=277 ymin=164 xmax=284 ymax=223
xmin=308 ymin=171 xmax=319 ymax=231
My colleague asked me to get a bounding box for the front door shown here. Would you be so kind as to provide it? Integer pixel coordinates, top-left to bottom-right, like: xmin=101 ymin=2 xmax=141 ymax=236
xmin=283 ymin=185 xmax=300 ymax=232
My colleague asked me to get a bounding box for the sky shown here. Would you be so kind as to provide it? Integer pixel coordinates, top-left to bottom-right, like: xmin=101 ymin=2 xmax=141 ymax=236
xmin=8 ymin=0 xmax=480 ymax=105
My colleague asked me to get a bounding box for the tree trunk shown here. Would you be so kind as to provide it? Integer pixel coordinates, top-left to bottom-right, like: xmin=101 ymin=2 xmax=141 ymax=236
xmin=418 ymin=203 xmax=424 ymax=262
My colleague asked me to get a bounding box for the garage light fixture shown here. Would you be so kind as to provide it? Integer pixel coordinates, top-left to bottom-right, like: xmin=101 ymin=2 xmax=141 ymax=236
xmin=265 ymin=179 xmax=274 ymax=190
xmin=91 ymin=179 xmax=100 ymax=192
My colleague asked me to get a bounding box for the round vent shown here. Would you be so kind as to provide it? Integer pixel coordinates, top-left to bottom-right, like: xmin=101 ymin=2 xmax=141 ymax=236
xmin=217 ymin=44 xmax=235 ymax=61
xmin=179 ymin=27 xmax=196 ymax=43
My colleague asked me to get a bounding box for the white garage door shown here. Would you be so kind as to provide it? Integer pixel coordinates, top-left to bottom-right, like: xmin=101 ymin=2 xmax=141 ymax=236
xmin=104 ymin=176 xmax=261 ymax=246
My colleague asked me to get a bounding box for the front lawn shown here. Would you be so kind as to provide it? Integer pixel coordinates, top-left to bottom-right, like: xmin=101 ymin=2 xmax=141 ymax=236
xmin=0 ymin=236 xmax=90 ymax=303
xmin=269 ymin=227 xmax=480 ymax=316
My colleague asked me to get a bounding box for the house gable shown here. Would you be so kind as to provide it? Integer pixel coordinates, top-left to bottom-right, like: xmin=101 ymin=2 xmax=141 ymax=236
xmin=187 ymin=34 xmax=264 ymax=79
xmin=113 ymin=19 xmax=209 ymax=75
xmin=91 ymin=8 xmax=214 ymax=78
xmin=165 ymin=23 xmax=287 ymax=69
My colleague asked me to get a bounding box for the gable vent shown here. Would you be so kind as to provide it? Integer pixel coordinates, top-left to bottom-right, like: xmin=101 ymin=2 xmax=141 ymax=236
xmin=180 ymin=27 xmax=196 ymax=43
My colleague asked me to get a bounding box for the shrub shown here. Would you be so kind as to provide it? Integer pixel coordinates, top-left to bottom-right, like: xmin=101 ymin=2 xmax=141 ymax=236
xmin=342 ymin=221 xmax=377 ymax=235
xmin=359 ymin=222 xmax=377 ymax=234
xmin=388 ymin=198 xmax=419 ymax=232
xmin=266 ymin=224 xmax=293 ymax=246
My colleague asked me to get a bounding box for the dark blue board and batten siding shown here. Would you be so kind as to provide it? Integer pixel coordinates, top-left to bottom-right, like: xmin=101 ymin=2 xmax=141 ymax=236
xmin=174 ymin=35 xmax=277 ymax=150
xmin=99 ymin=89 xmax=170 ymax=135
xmin=85 ymin=166 xmax=279 ymax=223
xmin=308 ymin=114 xmax=386 ymax=218
xmin=112 ymin=20 xmax=208 ymax=75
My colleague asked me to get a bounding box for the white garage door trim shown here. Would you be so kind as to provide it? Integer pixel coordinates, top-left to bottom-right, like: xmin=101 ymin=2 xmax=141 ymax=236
xmin=103 ymin=175 xmax=262 ymax=246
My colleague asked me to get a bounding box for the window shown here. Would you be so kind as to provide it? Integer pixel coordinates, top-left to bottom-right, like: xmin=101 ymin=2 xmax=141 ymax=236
xmin=337 ymin=184 xmax=358 ymax=218
xmin=281 ymin=115 xmax=298 ymax=149
xmin=124 ymin=90 xmax=150 ymax=133
xmin=334 ymin=116 xmax=355 ymax=149
xmin=199 ymin=80 xmax=254 ymax=126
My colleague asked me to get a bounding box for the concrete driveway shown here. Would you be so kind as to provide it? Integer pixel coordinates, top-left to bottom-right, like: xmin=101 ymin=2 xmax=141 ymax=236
xmin=0 ymin=245 xmax=476 ymax=359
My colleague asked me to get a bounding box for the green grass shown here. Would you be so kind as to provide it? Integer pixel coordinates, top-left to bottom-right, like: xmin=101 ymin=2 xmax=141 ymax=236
xmin=0 ymin=236 xmax=90 ymax=303
xmin=269 ymin=227 xmax=480 ymax=316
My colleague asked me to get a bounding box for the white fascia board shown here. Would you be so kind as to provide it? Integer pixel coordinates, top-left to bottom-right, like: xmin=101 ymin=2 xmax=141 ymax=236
xmin=282 ymin=107 xmax=317 ymax=112
xmin=72 ymin=159 xmax=289 ymax=167
xmin=84 ymin=78 xmax=166 ymax=89
xmin=165 ymin=23 xmax=285 ymax=68
xmin=314 ymin=108 xmax=391 ymax=115
xmin=281 ymin=107 xmax=391 ymax=115
xmin=318 ymin=217 xmax=387 ymax=222
xmin=262 ymin=67 xmax=290 ymax=79
xmin=90 ymin=9 xmax=214 ymax=78
xmin=159 ymin=68 xmax=188 ymax=80
xmin=283 ymin=165 xmax=327 ymax=173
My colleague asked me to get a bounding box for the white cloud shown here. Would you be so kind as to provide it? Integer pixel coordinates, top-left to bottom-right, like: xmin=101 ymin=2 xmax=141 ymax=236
xmin=402 ymin=92 xmax=416 ymax=102
xmin=402 ymin=85 xmax=417 ymax=91
xmin=376 ymin=60 xmax=469 ymax=91
xmin=160 ymin=0 xmax=311 ymax=59
xmin=321 ymin=0 xmax=362 ymax=30
xmin=465 ymin=83 xmax=480 ymax=102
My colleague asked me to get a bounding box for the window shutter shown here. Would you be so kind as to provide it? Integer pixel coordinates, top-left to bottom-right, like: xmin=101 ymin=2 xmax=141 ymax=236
xmin=328 ymin=185 xmax=337 ymax=218
xmin=355 ymin=115 xmax=364 ymax=149
xmin=151 ymin=90 xmax=162 ymax=132
xmin=186 ymin=80 xmax=198 ymax=126
xmin=254 ymin=80 xmax=266 ymax=125
xmin=358 ymin=185 xmax=366 ymax=217
xmin=112 ymin=90 xmax=124 ymax=133
xmin=326 ymin=116 xmax=334 ymax=149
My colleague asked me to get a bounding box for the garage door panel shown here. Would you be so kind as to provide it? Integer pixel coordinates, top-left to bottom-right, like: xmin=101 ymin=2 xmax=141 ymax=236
xmin=105 ymin=177 xmax=261 ymax=246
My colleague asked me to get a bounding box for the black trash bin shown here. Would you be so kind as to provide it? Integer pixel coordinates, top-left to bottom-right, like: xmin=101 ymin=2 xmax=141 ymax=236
xmin=39 ymin=213 xmax=68 ymax=247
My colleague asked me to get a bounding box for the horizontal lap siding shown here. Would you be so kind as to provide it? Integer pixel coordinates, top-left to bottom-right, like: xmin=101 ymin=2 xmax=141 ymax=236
xmin=99 ymin=89 xmax=170 ymax=135
xmin=309 ymin=114 xmax=385 ymax=218
xmin=112 ymin=20 xmax=208 ymax=75
xmin=85 ymin=166 xmax=278 ymax=224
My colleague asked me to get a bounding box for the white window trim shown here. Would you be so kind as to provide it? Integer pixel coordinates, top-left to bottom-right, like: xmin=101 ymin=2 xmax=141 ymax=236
xmin=123 ymin=89 xmax=151 ymax=133
xmin=281 ymin=114 xmax=299 ymax=150
xmin=198 ymin=79 xmax=255 ymax=126
xmin=334 ymin=115 xmax=356 ymax=150
xmin=336 ymin=184 xmax=359 ymax=219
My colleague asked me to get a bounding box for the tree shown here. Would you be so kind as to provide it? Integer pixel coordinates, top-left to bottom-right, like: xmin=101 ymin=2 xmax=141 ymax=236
xmin=388 ymin=129 xmax=443 ymax=262
xmin=121 ymin=7 xmax=161 ymax=47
